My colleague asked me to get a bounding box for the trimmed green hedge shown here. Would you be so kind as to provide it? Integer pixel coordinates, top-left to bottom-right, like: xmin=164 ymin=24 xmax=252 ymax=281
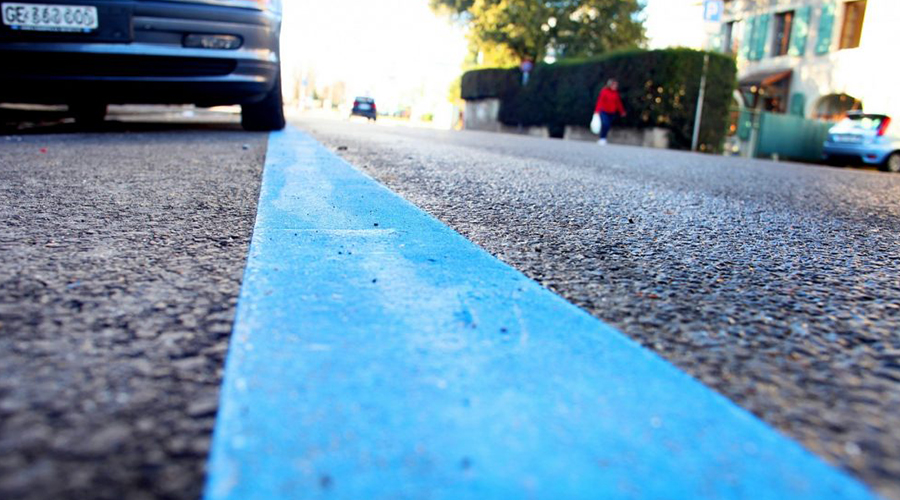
xmin=460 ymin=68 xmax=519 ymax=101
xmin=461 ymin=49 xmax=737 ymax=151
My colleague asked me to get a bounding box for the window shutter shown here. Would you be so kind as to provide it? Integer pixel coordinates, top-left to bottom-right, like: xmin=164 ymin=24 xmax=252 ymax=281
xmin=816 ymin=3 xmax=836 ymax=54
xmin=741 ymin=16 xmax=757 ymax=60
xmin=790 ymin=7 xmax=812 ymax=56
xmin=737 ymin=109 xmax=753 ymax=140
xmin=790 ymin=93 xmax=806 ymax=117
xmin=751 ymin=14 xmax=771 ymax=60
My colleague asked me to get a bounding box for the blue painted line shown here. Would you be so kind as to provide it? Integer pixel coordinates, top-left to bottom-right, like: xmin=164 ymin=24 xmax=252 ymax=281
xmin=204 ymin=126 xmax=878 ymax=500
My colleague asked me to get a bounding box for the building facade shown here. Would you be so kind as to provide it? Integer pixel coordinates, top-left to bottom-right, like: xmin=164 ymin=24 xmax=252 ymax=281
xmin=717 ymin=0 xmax=899 ymax=121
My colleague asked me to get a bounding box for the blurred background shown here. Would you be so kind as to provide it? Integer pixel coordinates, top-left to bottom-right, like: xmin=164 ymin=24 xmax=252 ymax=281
xmin=278 ymin=0 xmax=697 ymax=129
xmin=279 ymin=0 xmax=469 ymax=128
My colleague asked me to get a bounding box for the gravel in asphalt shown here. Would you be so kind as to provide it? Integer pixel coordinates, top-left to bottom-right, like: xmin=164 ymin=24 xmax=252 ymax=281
xmin=4 ymin=113 xmax=899 ymax=499
xmin=299 ymin=117 xmax=900 ymax=500
xmin=0 ymin=121 xmax=265 ymax=500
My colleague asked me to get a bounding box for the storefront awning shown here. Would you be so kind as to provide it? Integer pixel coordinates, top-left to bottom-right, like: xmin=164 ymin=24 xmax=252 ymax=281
xmin=739 ymin=69 xmax=793 ymax=88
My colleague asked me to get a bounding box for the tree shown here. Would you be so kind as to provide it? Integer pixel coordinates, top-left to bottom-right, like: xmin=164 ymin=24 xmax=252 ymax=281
xmin=429 ymin=0 xmax=475 ymax=17
xmin=431 ymin=0 xmax=646 ymax=64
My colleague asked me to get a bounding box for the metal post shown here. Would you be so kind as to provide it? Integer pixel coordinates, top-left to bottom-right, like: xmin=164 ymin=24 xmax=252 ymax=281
xmin=748 ymin=108 xmax=760 ymax=159
xmin=691 ymin=53 xmax=710 ymax=152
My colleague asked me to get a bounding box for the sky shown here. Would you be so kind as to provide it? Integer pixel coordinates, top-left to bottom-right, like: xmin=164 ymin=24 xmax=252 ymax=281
xmin=280 ymin=0 xmax=468 ymax=109
xmin=643 ymin=0 xmax=709 ymax=49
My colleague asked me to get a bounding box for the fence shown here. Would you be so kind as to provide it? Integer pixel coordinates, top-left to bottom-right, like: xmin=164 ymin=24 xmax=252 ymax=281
xmin=731 ymin=108 xmax=832 ymax=162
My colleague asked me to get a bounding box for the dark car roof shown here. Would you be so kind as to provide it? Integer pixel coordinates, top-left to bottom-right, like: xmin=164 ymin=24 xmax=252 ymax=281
xmin=846 ymin=111 xmax=889 ymax=120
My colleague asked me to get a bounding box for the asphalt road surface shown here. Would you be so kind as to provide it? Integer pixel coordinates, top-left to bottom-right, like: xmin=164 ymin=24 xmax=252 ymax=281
xmin=2 ymin=110 xmax=899 ymax=499
xmin=300 ymin=117 xmax=900 ymax=500
xmin=1 ymin=109 xmax=265 ymax=500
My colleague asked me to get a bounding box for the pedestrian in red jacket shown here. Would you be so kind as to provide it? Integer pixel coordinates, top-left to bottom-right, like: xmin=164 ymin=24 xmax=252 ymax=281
xmin=594 ymin=79 xmax=626 ymax=145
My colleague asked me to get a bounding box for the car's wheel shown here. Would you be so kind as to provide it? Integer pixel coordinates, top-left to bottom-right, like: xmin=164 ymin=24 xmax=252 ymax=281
xmin=241 ymin=71 xmax=286 ymax=131
xmin=882 ymin=152 xmax=900 ymax=173
xmin=70 ymin=102 xmax=107 ymax=126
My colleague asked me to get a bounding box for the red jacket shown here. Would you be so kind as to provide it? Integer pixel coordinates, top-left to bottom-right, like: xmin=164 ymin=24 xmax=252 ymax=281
xmin=595 ymin=87 xmax=625 ymax=115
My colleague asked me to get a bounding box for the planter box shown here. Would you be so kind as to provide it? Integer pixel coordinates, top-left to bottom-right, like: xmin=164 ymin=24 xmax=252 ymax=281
xmin=464 ymin=98 xmax=502 ymax=132
xmin=565 ymin=125 xmax=670 ymax=148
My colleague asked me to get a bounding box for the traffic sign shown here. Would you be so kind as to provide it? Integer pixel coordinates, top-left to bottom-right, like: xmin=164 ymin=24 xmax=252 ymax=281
xmin=704 ymin=0 xmax=724 ymax=22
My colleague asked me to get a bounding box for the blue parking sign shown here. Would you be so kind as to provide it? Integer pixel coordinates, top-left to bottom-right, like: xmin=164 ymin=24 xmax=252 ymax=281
xmin=704 ymin=0 xmax=724 ymax=21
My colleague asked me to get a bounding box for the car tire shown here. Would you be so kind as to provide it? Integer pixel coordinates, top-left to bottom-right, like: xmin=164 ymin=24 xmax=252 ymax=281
xmin=70 ymin=103 xmax=107 ymax=127
xmin=882 ymin=152 xmax=900 ymax=173
xmin=241 ymin=71 xmax=286 ymax=132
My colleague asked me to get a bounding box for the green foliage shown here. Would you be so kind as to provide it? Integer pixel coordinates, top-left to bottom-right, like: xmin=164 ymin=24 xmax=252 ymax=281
xmin=461 ymin=49 xmax=737 ymax=151
xmin=468 ymin=37 xmax=520 ymax=67
xmin=431 ymin=0 xmax=646 ymax=63
xmin=460 ymin=68 xmax=519 ymax=100
xmin=447 ymin=77 xmax=463 ymax=105
xmin=429 ymin=0 xmax=475 ymax=16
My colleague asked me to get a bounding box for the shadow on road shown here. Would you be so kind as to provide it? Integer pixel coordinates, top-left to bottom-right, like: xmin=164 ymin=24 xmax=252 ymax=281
xmin=0 ymin=104 xmax=245 ymax=135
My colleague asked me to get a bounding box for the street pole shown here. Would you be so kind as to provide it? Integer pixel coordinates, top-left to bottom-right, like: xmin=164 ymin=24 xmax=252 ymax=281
xmin=691 ymin=53 xmax=710 ymax=152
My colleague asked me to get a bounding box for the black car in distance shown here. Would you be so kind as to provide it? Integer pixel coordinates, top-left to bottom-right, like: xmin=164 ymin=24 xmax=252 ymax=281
xmin=351 ymin=96 xmax=376 ymax=121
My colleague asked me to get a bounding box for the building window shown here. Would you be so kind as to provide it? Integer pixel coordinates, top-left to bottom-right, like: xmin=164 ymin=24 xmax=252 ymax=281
xmin=772 ymin=11 xmax=794 ymax=56
xmin=722 ymin=21 xmax=735 ymax=54
xmin=739 ymin=70 xmax=792 ymax=114
xmin=839 ymin=0 xmax=867 ymax=49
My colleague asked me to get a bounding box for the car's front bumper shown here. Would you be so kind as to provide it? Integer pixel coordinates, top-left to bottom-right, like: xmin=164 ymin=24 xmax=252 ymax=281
xmin=822 ymin=142 xmax=892 ymax=165
xmin=0 ymin=0 xmax=280 ymax=106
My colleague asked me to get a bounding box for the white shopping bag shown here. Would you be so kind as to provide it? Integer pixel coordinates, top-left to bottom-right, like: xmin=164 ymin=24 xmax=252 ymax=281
xmin=590 ymin=112 xmax=601 ymax=134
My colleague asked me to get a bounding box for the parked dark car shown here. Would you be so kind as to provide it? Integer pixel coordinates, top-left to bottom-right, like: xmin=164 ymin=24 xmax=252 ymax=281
xmin=823 ymin=112 xmax=900 ymax=172
xmin=351 ymin=96 xmax=376 ymax=121
xmin=0 ymin=0 xmax=285 ymax=130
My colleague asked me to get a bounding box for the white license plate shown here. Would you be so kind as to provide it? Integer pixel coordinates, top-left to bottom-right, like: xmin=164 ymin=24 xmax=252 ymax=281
xmin=835 ymin=134 xmax=863 ymax=143
xmin=2 ymin=3 xmax=99 ymax=32
xmin=358 ymin=104 xmax=371 ymax=110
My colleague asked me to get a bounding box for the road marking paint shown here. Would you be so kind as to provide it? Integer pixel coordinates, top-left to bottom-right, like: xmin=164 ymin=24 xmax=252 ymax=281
xmin=204 ymin=126 xmax=878 ymax=499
